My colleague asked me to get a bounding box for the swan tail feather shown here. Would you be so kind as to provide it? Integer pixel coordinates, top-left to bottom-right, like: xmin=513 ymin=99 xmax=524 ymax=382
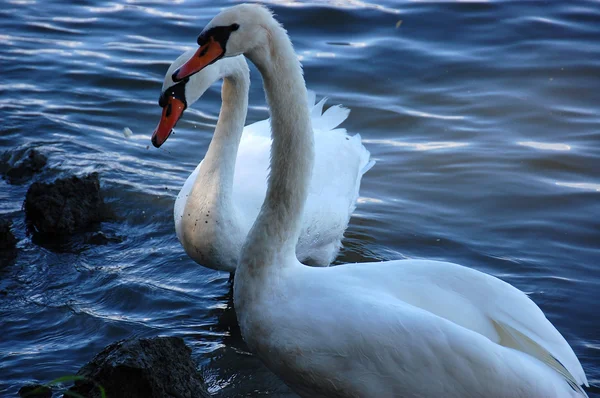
xmin=348 ymin=133 xmax=375 ymax=176
xmin=307 ymin=94 xmax=351 ymax=132
xmin=318 ymin=105 xmax=351 ymax=132
xmin=311 ymin=97 xmax=328 ymax=121
xmin=492 ymin=320 xmax=589 ymax=396
xmin=362 ymin=159 xmax=376 ymax=175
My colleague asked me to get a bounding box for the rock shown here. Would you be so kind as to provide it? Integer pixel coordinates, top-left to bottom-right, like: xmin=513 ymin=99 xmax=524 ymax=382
xmin=0 ymin=219 xmax=17 ymax=265
xmin=0 ymin=147 xmax=47 ymax=183
xmin=24 ymin=173 xmax=106 ymax=235
xmin=85 ymin=231 xmax=123 ymax=246
xmin=18 ymin=384 xmax=52 ymax=398
xmin=65 ymin=337 xmax=210 ymax=398
xmin=0 ymin=219 xmax=17 ymax=251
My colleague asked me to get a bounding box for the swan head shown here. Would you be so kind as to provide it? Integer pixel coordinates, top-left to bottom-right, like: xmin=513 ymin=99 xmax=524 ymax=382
xmin=151 ymin=50 xmax=248 ymax=148
xmin=172 ymin=4 xmax=274 ymax=82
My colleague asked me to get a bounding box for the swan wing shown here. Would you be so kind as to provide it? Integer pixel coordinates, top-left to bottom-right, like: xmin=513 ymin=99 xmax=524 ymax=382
xmin=298 ymin=97 xmax=373 ymax=264
xmin=301 ymin=289 xmax=584 ymax=397
xmin=441 ymin=261 xmax=588 ymax=390
xmin=270 ymin=262 xmax=587 ymax=396
xmin=325 ymin=260 xmax=588 ymax=393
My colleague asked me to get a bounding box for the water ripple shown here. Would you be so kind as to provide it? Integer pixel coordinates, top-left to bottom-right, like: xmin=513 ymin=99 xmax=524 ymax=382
xmin=555 ymin=181 xmax=600 ymax=192
xmin=518 ymin=141 xmax=572 ymax=151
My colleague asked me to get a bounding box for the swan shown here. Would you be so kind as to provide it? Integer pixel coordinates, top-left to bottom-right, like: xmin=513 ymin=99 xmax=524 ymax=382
xmin=172 ymin=4 xmax=589 ymax=397
xmin=152 ymin=52 xmax=373 ymax=272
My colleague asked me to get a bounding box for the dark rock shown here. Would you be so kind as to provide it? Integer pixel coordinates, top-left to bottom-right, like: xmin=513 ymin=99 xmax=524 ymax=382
xmin=65 ymin=337 xmax=210 ymax=398
xmin=0 ymin=219 xmax=17 ymax=251
xmin=0 ymin=219 xmax=17 ymax=265
xmin=18 ymin=384 xmax=52 ymax=398
xmin=24 ymin=173 xmax=106 ymax=235
xmin=85 ymin=231 xmax=123 ymax=246
xmin=0 ymin=147 xmax=47 ymax=183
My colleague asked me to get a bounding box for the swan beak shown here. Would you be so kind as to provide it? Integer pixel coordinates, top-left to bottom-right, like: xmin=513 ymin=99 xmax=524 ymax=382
xmin=172 ymin=38 xmax=224 ymax=82
xmin=151 ymin=97 xmax=185 ymax=148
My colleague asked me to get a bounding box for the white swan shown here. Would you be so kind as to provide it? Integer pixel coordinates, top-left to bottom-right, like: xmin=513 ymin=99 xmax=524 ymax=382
xmin=152 ymin=52 xmax=373 ymax=272
xmin=172 ymin=4 xmax=589 ymax=397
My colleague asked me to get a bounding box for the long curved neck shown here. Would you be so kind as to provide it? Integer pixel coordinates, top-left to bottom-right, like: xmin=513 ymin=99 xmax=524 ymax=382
xmin=241 ymin=21 xmax=314 ymax=269
xmin=192 ymin=72 xmax=249 ymax=204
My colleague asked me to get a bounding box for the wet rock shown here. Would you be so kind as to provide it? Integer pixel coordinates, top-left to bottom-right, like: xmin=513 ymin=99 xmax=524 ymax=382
xmin=85 ymin=231 xmax=123 ymax=246
xmin=0 ymin=147 xmax=47 ymax=183
xmin=18 ymin=384 xmax=52 ymax=398
xmin=0 ymin=219 xmax=17 ymax=265
xmin=24 ymin=173 xmax=106 ymax=235
xmin=65 ymin=337 xmax=210 ymax=398
xmin=0 ymin=219 xmax=17 ymax=251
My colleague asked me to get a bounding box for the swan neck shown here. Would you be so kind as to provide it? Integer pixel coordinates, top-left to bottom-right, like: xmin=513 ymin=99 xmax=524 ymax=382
xmin=242 ymin=22 xmax=314 ymax=268
xmin=194 ymin=73 xmax=249 ymax=200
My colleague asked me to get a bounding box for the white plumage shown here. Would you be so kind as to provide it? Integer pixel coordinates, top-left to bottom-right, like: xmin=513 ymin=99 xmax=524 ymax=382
xmin=160 ymin=53 xmax=373 ymax=272
xmin=245 ymin=259 xmax=588 ymax=397
xmin=172 ymin=4 xmax=589 ymax=397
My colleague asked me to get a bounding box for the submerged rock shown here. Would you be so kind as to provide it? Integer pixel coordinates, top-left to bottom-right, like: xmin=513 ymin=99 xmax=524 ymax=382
xmin=0 ymin=219 xmax=17 ymax=250
xmin=85 ymin=231 xmax=123 ymax=246
xmin=0 ymin=147 xmax=47 ymax=183
xmin=18 ymin=384 xmax=52 ymax=398
xmin=65 ymin=337 xmax=210 ymax=398
xmin=24 ymin=173 xmax=106 ymax=235
xmin=0 ymin=219 xmax=17 ymax=265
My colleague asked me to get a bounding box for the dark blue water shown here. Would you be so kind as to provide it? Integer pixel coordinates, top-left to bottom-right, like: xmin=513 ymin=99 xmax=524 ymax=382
xmin=1 ymin=0 xmax=599 ymax=396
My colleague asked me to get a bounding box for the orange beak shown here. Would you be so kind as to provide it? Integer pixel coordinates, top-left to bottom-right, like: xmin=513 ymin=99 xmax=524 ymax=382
xmin=172 ymin=37 xmax=224 ymax=82
xmin=151 ymin=96 xmax=186 ymax=148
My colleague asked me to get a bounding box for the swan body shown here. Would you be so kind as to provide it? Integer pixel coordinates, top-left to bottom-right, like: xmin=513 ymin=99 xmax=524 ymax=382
xmin=244 ymin=259 xmax=588 ymax=397
xmin=155 ymin=52 xmax=373 ymax=272
xmin=173 ymin=4 xmax=588 ymax=397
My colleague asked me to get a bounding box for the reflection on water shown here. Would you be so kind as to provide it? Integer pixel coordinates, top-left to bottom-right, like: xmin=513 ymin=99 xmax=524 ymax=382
xmin=364 ymin=139 xmax=470 ymax=151
xmin=518 ymin=141 xmax=572 ymax=151
xmin=555 ymin=181 xmax=600 ymax=193
xmin=0 ymin=0 xmax=599 ymax=396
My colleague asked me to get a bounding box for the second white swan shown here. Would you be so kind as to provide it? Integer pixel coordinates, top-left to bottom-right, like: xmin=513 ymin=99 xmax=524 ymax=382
xmin=152 ymin=52 xmax=373 ymax=272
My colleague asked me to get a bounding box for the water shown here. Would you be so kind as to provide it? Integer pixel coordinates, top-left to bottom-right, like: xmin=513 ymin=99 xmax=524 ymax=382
xmin=1 ymin=0 xmax=599 ymax=396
